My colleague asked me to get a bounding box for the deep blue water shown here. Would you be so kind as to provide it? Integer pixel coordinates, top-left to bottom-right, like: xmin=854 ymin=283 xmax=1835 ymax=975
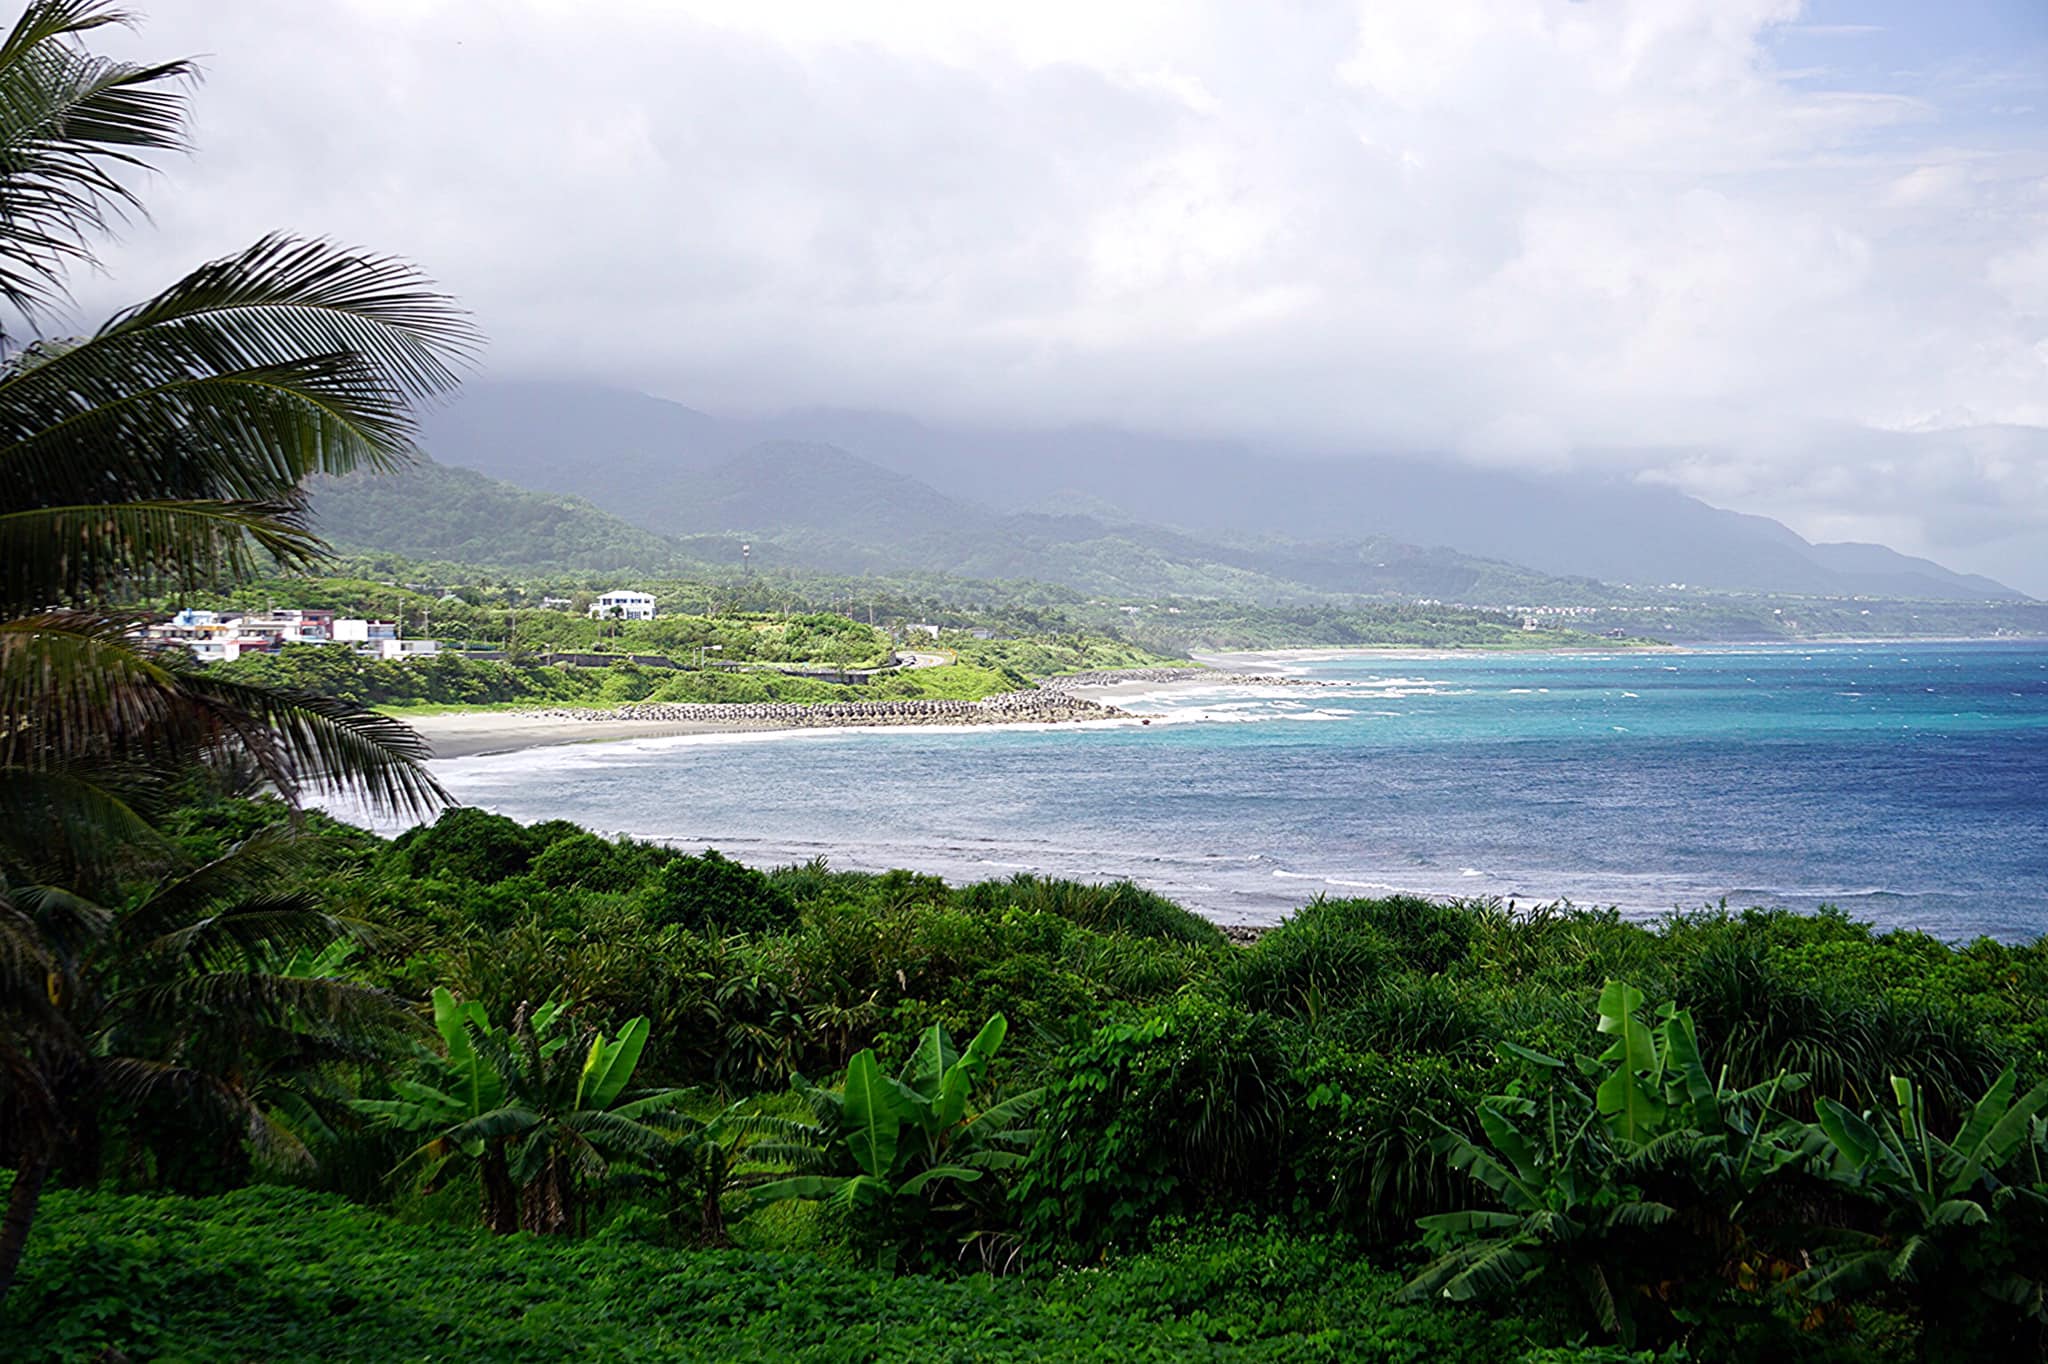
xmin=383 ymin=641 xmax=2048 ymax=940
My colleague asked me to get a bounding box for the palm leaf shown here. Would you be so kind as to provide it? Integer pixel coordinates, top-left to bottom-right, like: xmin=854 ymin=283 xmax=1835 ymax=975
xmin=171 ymin=673 xmax=446 ymax=817
xmin=0 ymin=0 xmax=192 ymax=317
xmin=0 ymin=768 xmax=163 ymax=883
xmin=0 ymin=499 xmax=326 ymax=610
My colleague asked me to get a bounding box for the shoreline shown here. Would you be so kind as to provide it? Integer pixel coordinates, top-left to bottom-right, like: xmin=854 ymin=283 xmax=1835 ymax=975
xmin=404 ymin=688 xmax=1146 ymax=760
xmin=397 ymin=637 xmax=2035 ymax=759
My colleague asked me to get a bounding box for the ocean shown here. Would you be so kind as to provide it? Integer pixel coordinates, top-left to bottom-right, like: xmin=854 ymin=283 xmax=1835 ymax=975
xmin=369 ymin=641 xmax=2048 ymax=941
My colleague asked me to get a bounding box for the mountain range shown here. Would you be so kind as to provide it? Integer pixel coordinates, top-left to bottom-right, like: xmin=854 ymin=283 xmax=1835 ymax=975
xmin=315 ymin=379 xmax=2026 ymax=604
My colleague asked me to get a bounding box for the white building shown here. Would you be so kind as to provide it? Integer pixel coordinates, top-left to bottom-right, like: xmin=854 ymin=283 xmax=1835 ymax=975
xmin=331 ymin=619 xmax=437 ymax=658
xmin=589 ymin=590 xmax=656 ymax=621
xmin=358 ymin=637 xmax=440 ymax=660
xmin=332 ymin=619 xmax=398 ymax=644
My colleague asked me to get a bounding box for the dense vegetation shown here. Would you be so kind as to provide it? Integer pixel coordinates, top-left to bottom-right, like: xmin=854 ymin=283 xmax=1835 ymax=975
xmin=9 ymin=796 xmax=2048 ymax=1359
xmin=5 ymin=1184 xmax=1534 ymax=1362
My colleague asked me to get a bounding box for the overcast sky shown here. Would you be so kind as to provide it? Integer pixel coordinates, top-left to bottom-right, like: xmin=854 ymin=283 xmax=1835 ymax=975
xmin=74 ymin=1 xmax=2048 ymax=592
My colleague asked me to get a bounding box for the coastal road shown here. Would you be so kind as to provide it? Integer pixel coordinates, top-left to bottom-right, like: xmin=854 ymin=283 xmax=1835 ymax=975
xmin=895 ymin=650 xmax=954 ymax=669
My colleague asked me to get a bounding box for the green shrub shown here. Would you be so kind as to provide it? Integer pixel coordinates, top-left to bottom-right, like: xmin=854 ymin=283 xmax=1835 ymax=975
xmin=1291 ymin=1046 xmax=1489 ymax=1243
xmin=640 ymin=848 xmax=796 ymax=934
xmin=530 ymin=832 xmax=642 ymax=893
xmin=391 ymin=806 xmax=539 ymax=883
xmin=952 ymin=874 xmax=1225 ymax=946
xmin=1017 ymin=997 xmax=1295 ymax=1256
xmin=1225 ymin=897 xmax=1401 ymax=1016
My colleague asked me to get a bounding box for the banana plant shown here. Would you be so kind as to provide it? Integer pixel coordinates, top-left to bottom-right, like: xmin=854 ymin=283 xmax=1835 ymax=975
xmin=1796 ymin=1068 xmax=2048 ymax=1352
xmin=752 ymin=1014 xmax=1039 ymax=1267
xmin=1404 ymin=981 xmax=1807 ymax=1347
xmin=355 ymin=988 xmax=685 ymax=1234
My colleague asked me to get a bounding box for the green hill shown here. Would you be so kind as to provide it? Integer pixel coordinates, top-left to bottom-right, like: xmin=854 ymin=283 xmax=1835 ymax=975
xmin=313 ymin=447 xmax=1622 ymax=607
xmin=310 ymin=460 xmax=699 ymax=573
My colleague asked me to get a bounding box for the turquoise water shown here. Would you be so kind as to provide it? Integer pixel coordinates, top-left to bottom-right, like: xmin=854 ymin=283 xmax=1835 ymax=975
xmin=402 ymin=641 xmax=2048 ymax=939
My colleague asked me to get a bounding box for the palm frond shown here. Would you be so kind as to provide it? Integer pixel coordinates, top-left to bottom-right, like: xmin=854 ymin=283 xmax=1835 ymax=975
xmin=173 ymin=672 xmax=447 ymax=817
xmin=0 ymin=614 xmax=446 ymax=818
xmin=0 ymin=499 xmax=326 ymax=611
xmin=0 ymin=235 xmax=473 ymax=488
xmin=0 ymin=766 xmax=165 ymax=882
xmin=6 ymin=878 xmax=110 ymax=963
xmin=109 ymin=826 xmax=321 ymax=944
xmin=111 ymin=969 xmax=413 ymax=1039
xmin=0 ymin=611 xmax=182 ymax=766
xmin=0 ymin=0 xmax=192 ymax=318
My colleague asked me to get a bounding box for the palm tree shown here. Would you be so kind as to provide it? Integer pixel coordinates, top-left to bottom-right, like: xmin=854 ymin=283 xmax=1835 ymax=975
xmin=0 ymin=0 xmax=476 ymax=1305
xmin=0 ymin=833 xmax=418 ymax=1300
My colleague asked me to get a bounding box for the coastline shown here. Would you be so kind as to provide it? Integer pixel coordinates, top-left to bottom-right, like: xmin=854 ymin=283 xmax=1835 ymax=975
xmin=393 ymin=652 xmax=1631 ymax=758
xmin=397 ymin=638 xmax=2033 ymax=760
xmin=403 ymin=711 xmax=786 ymax=760
xmin=401 ymin=687 xmax=1147 ymax=759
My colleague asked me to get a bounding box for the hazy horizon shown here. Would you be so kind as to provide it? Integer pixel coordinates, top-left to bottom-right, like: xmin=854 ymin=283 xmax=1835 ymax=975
xmin=70 ymin=1 xmax=2048 ymax=593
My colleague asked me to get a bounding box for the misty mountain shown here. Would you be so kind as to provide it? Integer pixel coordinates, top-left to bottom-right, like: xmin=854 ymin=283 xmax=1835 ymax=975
xmin=316 ymin=443 xmax=1609 ymax=607
xmin=309 ymin=459 xmax=699 ymax=573
xmin=418 ymin=381 xmax=2026 ymax=602
xmin=671 ymin=442 xmax=969 ymax=537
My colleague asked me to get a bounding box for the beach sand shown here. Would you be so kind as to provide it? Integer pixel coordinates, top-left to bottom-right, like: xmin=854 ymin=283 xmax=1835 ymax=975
xmin=402 ymin=711 xmax=782 ymax=759
xmin=399 ymin=666 xmax=1273 ymax=759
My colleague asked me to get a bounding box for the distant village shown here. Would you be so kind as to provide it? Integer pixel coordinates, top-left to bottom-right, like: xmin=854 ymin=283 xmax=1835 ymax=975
xmin=147 ymin=589 xmax=665 ymax=665
xmin=146 ymin=609 xmax=439 ymax=665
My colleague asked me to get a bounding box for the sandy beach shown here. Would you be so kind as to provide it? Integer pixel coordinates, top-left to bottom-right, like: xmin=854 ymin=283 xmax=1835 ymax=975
xmin=397 ymin=685 xmax=1155 ymax=759
xmin=403 ymin=711 xmax=783 ymax=759
xmin=395 ymin=651 xmax=1650 ymax=759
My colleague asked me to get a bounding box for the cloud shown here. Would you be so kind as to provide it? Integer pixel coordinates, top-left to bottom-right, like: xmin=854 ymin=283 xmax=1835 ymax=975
xmin=63 ymin=0 xmax=2048 ymax=590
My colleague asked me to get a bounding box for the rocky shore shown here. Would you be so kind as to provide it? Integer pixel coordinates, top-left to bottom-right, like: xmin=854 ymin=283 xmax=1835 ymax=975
xmin=526 ymin=688 xmax=1131 ymax=729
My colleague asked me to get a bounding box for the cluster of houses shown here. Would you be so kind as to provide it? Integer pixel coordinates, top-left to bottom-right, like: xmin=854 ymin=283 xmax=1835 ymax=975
xmin=145 ymin=609 xmax=440 ymax=665
xmin=146 ymin=588 xmax=663 ymax=665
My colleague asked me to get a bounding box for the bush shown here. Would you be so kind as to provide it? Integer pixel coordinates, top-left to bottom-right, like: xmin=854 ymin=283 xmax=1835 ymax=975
xmin=640 ymin=848 xmax=796 ymax=934
xmin=1225 ymin=897 xmax=1401 ymax=1016
xmin=390 ymin=806 xmax=539 ymax=884
xmin=1290 ymin=1046 xmax=1490 ymax=1243
xmin=530 ymin=832 xmax=644 ymax=894
xmin=952 ymin=874 xmax=1225 ymax=946
xmin=1017 ymin=997 xmax=1295 ymax=1256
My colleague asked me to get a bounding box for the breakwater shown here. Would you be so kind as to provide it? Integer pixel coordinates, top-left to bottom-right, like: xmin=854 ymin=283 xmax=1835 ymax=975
xmin=528 ymin=688 xmax=1128 ymax=729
